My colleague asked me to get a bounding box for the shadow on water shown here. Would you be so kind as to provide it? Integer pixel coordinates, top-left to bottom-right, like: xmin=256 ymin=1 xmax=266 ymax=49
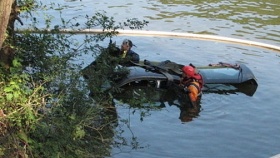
xmin=203 ymin=81 xmax=258 ymax=97
xmin=113 ymin=79 xmax=257 ymax=123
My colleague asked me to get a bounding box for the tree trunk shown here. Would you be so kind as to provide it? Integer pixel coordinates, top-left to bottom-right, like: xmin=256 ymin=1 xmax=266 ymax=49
xmin=0 ymin=0 xmax=13 ymax=49
xmin=0 ymin=0 xmax=16 ymax=68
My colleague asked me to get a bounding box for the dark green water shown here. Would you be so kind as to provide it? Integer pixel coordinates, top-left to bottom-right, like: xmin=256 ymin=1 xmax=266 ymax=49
xmin=33 ymin=0 xmax=280 ymax=157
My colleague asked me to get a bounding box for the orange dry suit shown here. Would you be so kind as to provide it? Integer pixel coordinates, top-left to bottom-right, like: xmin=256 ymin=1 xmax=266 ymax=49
xmin=180 ymin=76 xmax=203 ymax=107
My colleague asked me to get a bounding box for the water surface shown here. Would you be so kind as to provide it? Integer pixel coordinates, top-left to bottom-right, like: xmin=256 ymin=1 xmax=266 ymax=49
xmin=24 ymin=0 xmax=280 ymax=157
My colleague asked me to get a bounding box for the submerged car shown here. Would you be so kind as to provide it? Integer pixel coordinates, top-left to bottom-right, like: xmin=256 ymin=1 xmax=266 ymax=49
xmin=83 ymin=59 xmax=258 ymax=122
xmin=114 ymin=60 xmax=258 ymax=97
xmin=83 ymin=59 xmax=258 ymax=107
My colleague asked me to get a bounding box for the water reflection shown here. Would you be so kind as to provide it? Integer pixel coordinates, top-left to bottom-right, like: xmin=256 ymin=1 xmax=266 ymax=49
xmin=165 ymin=87 xmax=202 ymax=123
xmin=147 ymin=0 xmax=280 ymax=44
xmin=157 ymin=0 xmax=280 ymax=26
xmin=114 ymin=84 xmax=201 ymax=123
xmin=178 ymin=104 xmax=201 ymax=122
xmin=43 ymin=0 xmax=280 ymax=46
xmin=113 ymin=79 xmax=257 ymax=123
xmin=28 ymin=0 xmax=280 ymax=157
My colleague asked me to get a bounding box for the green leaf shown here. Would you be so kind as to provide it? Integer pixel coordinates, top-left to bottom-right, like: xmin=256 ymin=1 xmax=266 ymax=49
xmin=12 ymin=59 xmax=22 ymax=67
xmin=18 ymin=131 xmax=28 ymax=143
xmin=74 ymin=126 xmax=85 ymax=139
xmin=6 ymin=93 xmax=13 ymax=101
xmin=13 ymin=91 xmax=20 ymax=99
xmin=4 ymin=87 xmax=13 ymax=93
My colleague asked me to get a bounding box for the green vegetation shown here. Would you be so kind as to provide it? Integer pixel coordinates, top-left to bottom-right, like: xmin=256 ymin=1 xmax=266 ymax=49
xmin=0 ymin=1 xmax=148 ymax=157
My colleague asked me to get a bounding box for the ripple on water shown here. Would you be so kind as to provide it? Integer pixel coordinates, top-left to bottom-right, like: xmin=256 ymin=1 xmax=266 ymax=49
xmin=37 ymin=1 xmax=280 ymax=157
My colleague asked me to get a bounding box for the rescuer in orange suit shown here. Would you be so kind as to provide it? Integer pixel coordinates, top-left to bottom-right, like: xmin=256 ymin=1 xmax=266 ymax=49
xmin=180 ymin=65 xmax=204 ymax=108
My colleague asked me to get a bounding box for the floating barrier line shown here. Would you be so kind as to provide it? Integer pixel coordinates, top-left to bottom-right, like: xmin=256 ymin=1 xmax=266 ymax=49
xmin=18 ymin=29 xmax=280 ymax=52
